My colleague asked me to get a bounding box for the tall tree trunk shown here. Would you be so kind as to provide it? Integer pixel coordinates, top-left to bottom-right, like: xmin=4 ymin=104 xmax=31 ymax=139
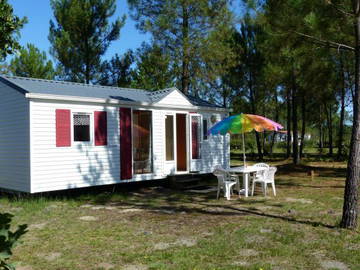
xmin=338 ymin=53 xmax=346 ymax=159
xmin=248 ymin=74 xmax=263 ymax=160
xmin=222 ymin=86 xmax=227 ymax=108
xmin=328 ymin=104 xmax=333 ymax=156
xmin=319 ymin=123 xmax=323 ymax=150
xmin=181 ymin=5 xmax=190 ymax=94
xmin=262 ymin=108 xmax=268 ymax=156
xmin=292 ymin=71 xmax=299 ymax=165
xmin=319 ymin=105 xmax=323 ymax=156
xmin=85 ymin=67 xmax=90 ymax=84
xmin=262 ymin=133 xmax=267 ymax=156
xmin=269 ymin=89 xmax=279 ymax=156
xmin=300 ymin=95 xmax=306 ymax=158
xmin=286 ymin=87 xmax=292 ymax=158
xmin=254 ymin=132 xmax=263 ymax=160
xmin=341 ymin=2 xmax=360 ymax=229
xmin=269 ymin=132 xmax=276 ymax=156
xmin=85 ymin=38 xmax=91 ymax=84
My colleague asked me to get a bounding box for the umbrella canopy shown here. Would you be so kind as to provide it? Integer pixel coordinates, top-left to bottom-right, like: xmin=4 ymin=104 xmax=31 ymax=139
xmin=208 ymin=113 xmax=283 ymax=135
xmin=208 ymin=113 xmax=283 ymax=167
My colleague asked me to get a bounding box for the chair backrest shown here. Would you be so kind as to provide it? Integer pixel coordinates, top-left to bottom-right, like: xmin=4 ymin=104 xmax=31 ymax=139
xmin=253 ymin=163 xmax=270 ymax=169
xmin=265 ymin=167 xmax=277 ymax=182
xmin=213 ymin=166 xmax=230 ymax=184
xmin=213 ymin=171 xmax=225 ymax=185
xmin=253 ymin=163 xmax=270 ymax=179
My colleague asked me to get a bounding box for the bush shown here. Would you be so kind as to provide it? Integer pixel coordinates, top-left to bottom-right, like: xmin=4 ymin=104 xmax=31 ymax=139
xmin=0 ymin=213 xmax=28 ymax=270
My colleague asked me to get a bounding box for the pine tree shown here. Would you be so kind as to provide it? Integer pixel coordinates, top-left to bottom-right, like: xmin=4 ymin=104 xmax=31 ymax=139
xmin=262 ymin=0 xmax=359 ymax=229
xmin=131 ymin=43 xmax=174 ymax=90
xmin=9 ymin=43 xmax=56 ymax=79
xmin=99 ymin=50 xmax=134 ymax=87
xmin=49 ymin=0 xmax=125 ymax=84
xmin=0 ymin=0 xmax=27 ymax=60
xmin=128 ymin=0 xmax=234 ymax=94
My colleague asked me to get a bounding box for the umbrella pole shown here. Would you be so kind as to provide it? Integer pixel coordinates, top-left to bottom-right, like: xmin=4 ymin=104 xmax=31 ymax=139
xmin=242 ymin=132 xmax=246 ymax=167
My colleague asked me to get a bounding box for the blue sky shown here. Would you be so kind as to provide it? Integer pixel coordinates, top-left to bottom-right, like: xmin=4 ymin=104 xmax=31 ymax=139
xmin=8 ymin=0 xmax=150 ymax=60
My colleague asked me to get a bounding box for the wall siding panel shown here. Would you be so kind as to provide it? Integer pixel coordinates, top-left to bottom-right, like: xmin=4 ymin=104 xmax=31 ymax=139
xmin=0 ymin=82 xmax=30 ymax=192
xmin=152 ymin=110 xmax=164 ymax=176
xmin=30 ymin=101 xmax=121 ymax=193
xmin=30 ymin=100 xmax=229 ymax=193
xmin=191 ymin=112 xmax=230 ymax=173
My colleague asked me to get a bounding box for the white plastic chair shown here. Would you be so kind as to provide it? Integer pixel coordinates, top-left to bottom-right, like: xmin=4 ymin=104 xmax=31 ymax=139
xmin=250 ymin=163 xmax=270 ymax=186
xmin=251 ymin=167 xmax=277 ymax=196
xmin=253 ymin=163 xmax=270 ymax=170
xmin=213 ymin=166 xmax=238 ymax=200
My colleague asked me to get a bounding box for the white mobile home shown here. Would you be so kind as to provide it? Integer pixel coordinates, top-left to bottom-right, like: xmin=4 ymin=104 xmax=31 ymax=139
xmin=0 ymin=75 xmax=230 ymax=193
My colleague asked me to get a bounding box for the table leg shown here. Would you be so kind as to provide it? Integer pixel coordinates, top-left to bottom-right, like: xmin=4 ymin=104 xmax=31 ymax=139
xmin=225 ymin=183 xmax=231 ymax=200
xmin=244 ymin=173 xmax=249 ymax=197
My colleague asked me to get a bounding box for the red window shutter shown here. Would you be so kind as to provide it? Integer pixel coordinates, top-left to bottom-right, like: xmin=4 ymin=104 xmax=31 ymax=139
xmin=94 ymin=111 xmax=107 ymax=146
xmin=56 ymin=109 xmax=71 ymax=147
xmin=120 ymin=108 xmax=132 ymax=180
xmin=192 ymin=118 xmax=199 ymax=159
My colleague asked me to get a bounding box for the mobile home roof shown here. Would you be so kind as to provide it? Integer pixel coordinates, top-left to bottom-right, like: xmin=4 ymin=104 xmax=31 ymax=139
xmin=0 ymin=75 xmax=223 ymax=109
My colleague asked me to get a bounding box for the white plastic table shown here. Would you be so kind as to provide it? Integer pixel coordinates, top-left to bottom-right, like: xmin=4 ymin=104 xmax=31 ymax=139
xmin=227 ymin=166 xmax=265 ymax=197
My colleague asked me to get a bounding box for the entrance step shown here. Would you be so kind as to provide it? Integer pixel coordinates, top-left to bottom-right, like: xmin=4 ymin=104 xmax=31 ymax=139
xmin=167 ymin=173 xmax=216 ymax=190
xmin=172 ymin=177 xmax=202 ymax=184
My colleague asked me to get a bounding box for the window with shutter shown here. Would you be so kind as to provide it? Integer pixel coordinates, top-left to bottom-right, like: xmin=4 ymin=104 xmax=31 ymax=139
xmin=73 ymin=113 xmax=91 ymax=142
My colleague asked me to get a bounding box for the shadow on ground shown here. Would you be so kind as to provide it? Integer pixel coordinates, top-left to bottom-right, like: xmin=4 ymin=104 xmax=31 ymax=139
xmin=2 ymin=159 xmax=346 ymax=231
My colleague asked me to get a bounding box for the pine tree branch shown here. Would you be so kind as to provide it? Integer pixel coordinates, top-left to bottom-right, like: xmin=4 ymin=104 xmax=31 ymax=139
xmin=326 ymin=0 xmax=354 ymax=17
xmin=294 ymin=31 xmax=355 ymax=51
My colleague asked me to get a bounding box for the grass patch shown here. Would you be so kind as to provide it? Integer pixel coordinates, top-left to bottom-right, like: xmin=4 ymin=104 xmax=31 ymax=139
xmin=1 ymin=159 xmax=359 ymax=270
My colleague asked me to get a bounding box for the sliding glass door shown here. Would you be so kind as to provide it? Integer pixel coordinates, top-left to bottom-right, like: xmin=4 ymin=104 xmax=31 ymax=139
xmin=133 ymin=110 xmax=152 ymax=174
xmin=165 ymin=115 xmax=174 ymax=161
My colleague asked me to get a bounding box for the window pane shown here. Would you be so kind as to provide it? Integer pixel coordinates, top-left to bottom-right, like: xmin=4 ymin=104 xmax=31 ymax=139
xmin=203 ymin=119 xmax=208 ymax=140
xmin=165 ymin=115 xmax=174 ymax=161
xmin=133 ymin=110 xmax=152 ymax=174
xmin=192 ymin=116 xmax=201 ymax=159
xmin=74 ymin=114 xmax=90 ymax=142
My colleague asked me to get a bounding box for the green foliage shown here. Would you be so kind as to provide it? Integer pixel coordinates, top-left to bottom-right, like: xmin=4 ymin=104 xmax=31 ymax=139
xmin=131 ymin=43 xmax=174 ymax=90
xmin=227 ymin=14 xmax=266 ymax=114
xmin=0 ymin=0 xmax=27 ymax=60
xmin=0 ymin=63 xmax=10 ymax=75
xmin=234 ymin=0 xmax=354 ymax=161
xmin=9 ymin=43 xmax=56 ymax=79
xmin=0 ymin=213 xmax=27 ymax=270
xmin=49 ymin=0 xmax=125 ymax=83
xmin=128 ymin=0 xmax=235 ymax=94
xmin=99 ymin=50 xmax=134 ymax=87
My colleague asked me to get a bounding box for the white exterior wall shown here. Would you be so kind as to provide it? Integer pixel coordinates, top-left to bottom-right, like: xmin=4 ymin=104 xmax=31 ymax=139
xmin=152 ymin=110 xmax=165 ymax=177
xmin=30 ymin=101 xmax=171 ymax=193
xmin=191 ymin=112 xmax=230 ymax=173
xmin=155 ymin=89 xmax=230 ymax=175
xmin=0 ymin=82 xmax=30 ymax=192
xmin=30 ymin=97 xmax=229 ymax=193
xmin=30 ymin=101 xmax=121 ymax=193
xmin=156 ymin=90 xmax=193 ymax=107
xmin=162 ymin=111 xmax=229 ymax=175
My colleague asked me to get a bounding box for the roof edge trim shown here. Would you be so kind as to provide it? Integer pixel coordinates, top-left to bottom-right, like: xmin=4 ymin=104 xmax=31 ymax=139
xmin=152 ymin=87 xmax=192 ymax=105
xmin=25 ymin=93 xmax=230 ymax=112
xmin=0 ymin=76 xmax=28 ymax=95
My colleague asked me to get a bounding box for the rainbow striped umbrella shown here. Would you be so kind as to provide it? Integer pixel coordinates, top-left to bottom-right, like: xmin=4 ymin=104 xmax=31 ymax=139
xmin=208 ymin=113 xmax=283 ymax=166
